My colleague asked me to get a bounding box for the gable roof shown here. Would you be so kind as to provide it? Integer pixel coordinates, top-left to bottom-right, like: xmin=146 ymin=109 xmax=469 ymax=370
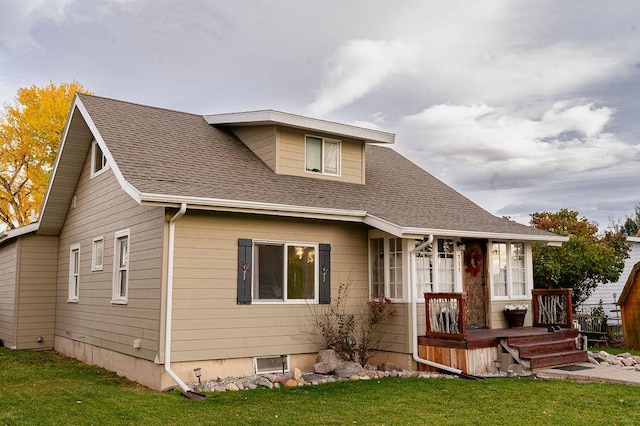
xmin=618 ymin=260 xmax=640 ymax=305
xmin=38 ymin=93 xmax=565 ymax=242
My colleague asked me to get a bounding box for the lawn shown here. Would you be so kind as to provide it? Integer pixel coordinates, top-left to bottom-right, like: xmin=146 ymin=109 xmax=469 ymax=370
xmin=1 ymin=348 xmax=639 ymax=425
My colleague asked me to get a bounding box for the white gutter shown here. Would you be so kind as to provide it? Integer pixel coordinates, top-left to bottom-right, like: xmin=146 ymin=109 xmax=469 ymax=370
xmin=164 ymin=203 xmax=191 ymax=394
xmin=409 ymin=235 xmax=464 ymax=375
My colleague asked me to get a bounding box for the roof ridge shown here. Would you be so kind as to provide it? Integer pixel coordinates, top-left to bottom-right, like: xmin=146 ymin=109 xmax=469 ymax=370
xmin=77 ymin=93 xmax=203 ymax=118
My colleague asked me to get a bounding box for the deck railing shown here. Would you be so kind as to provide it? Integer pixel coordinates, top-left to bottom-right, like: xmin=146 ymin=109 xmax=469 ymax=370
xmin=532 ymin=288 xmax=574 ymax=328
xmin=424 ymin=292 xmax=467 ymax=340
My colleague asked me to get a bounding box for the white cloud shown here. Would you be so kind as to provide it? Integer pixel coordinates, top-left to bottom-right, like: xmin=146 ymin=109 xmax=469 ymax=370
xmin=305 ymin=38 xmax=421 ymax=117
xmin=396 ymin=101 xmax=639 ymax=191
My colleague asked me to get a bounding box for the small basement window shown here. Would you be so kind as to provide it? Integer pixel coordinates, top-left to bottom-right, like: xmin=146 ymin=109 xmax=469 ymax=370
xmin=255 ymin=355 xmax=289 ymax=374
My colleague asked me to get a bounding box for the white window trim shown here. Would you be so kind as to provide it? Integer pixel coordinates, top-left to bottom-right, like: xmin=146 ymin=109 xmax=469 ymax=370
xmin=368 ymin=233 xmax=415 ymax=303
xmin=412 ymin=238 xmax=463 ymax=301
xmin=304 ymin=135 xmax=342 ymax=177
xmin=254 ymin=355 xmax=290 ymax=374
xmin=90 ymin=140 xmax=109 ymax=178
xmin=252 ymin=240 xmax=319 ymax=304
xmin=111 ymin=229 xmax=130 ymax=305
xmin=92 ymin=236 xmax=104 ymax=271
xmin=489 ymin=241 xmax=532 ymax=301
xmin=68 ymin=243 xmax=80 ymax=303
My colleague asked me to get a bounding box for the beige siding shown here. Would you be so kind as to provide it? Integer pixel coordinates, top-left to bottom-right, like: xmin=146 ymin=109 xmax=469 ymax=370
xmin=55 ymin=149 xmax=165 ymax=362
xmin=277 ymin=127 xmax=365 ymax=184
xmin=232 ymin=126 xmax=277 ymax=172
xmin=490 ymin=299 xmax=533 ymax=328
xmin=15 ymin=234 xmax=58 ymax=349
xmin=171 ymin=211 xmax=370 ymax=362
xmin=0 ymin=241 xmax=17 ymax=346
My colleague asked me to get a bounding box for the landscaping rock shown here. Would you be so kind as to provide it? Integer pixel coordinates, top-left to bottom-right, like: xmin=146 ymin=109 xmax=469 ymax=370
xmin=312 ymin=361 xmax=335 ymax=374
xmin=334 ymin=362 xmax=365 ymax=378
xmin=284 ymin=379 xmax=298 ymax=388
xmin=378 ymin=362 xmax=402 ymax=372
xmin=317 ymin=349 xmax=341 ymax=371
xmin=226 ymin=383 xmax=239 ymax=391
xmin=254 ymin=376 xmax=273 ymax=389
xmin=294 ymin=368 xmax=302 ymax=380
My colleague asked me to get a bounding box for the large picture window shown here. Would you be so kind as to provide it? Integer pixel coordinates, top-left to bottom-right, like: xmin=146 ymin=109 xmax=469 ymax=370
xmin=305 ymin=136 xmax=340 ymax=176
xmin=112 ymin=229 xmax=130 ymax=304
xmin=253 ymin=242 xmax=317 ymax=302
xmin=491 ymin=241 xmax=527 ymax=298
xmin=370 ymin=237 xmax=403 ymax=300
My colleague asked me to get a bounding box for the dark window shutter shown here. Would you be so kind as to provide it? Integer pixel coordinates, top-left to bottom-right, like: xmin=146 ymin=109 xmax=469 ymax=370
xmin=319 ymin=243 xmax=331 ymax=304
xmin=237 ymin=239 xmax=253 ymax=304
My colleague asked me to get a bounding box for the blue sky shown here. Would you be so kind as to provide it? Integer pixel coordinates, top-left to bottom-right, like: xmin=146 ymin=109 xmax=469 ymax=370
xmin=1 ymin=0 xmax=639 ymax=228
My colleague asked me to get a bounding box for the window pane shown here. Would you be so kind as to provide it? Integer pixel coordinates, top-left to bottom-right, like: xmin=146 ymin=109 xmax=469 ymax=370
xmin=370 ymin=238 xmax=384 ymax=297
xmin=255 ymin=244 xmax=284 ymax=300
xmin=511 ymin=242 xmax=526 ymax=296
xmin=305 ymin=137 xmax=322 ymax=172
xmin=437 ymin=239 xmax=455 ymax=292
xmin=415 ymin=244 xmax=433 ymax=295
xmin=287 ymin=246 xmax=315 ymax=299
xmin=118 ymin=238 xmax=128 ymax=267
xmin=491 ymin=242 xmax=508 ymax=296
xmin=119 ymin=270 xmax=127 ymax=297
xmin=323 ymin=141 xmax=339 ymax=175
xmin=389 ymin=238 xmax=402 ymax=299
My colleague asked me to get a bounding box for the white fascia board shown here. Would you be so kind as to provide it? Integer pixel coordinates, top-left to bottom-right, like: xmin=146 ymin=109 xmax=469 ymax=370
xmin=203 ymin=110 xmax=395 ymax=144
xmin=364 ymin=214 xmax=568 ymax=243
xmin=628 ymin=236 xmax=640 ymax=243
xmin=399 ymin=226 xmax=569 ymax=243
xmin=0 ymin=223 xmax=39 ymax=244
xmin=74 ymin=97 xmax=142 ymax=203
xmin=38 ymin=97 xmax=81 ymax=221
xmin=139 ymin=193 xmax=367 ymax=222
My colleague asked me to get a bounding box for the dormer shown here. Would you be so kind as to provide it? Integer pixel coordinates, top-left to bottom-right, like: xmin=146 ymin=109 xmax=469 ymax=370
xmin=204 ymin=110 xmax=395 ymax=185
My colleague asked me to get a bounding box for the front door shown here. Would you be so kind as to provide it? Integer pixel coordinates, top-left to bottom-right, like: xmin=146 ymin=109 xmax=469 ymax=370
xmin=462 ymin=239 xmax=487 ymax=328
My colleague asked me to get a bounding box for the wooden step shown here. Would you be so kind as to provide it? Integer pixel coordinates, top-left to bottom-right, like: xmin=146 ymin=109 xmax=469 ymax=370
xmin=525 ymin=350 xmax=589 ymax=369
xmin=512 ymin=338 xmax=578 ymax=357
xmin=507 ymin=328 xmax=578 ymax=346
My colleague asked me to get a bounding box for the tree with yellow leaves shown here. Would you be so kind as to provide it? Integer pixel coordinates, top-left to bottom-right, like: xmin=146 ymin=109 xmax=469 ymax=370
xmin=0 ymin=81 xmax=91 ymax=230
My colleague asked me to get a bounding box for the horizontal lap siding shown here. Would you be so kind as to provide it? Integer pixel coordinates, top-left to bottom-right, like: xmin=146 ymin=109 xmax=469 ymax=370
xmin=277 ymin=127 xmax=364 ymax=184
xmin=0 ymin=241 xmax=17 ymax=346
xmin=15 ymin=235 xmax=58 ymax=348
xmin=55 ymin=151 xmax=164 ymax=362
xmin=232 ymin=126 xmax=276 ymax=172
xmin=171 ymin=211 xmax=369 ymax=362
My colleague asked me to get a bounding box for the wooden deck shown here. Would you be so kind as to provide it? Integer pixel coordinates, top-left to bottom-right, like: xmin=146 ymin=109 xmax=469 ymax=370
xmin=417 ymin=327 xmax=585 ymax=374
xmin=418 ymin=326 xmax=555 ymax=350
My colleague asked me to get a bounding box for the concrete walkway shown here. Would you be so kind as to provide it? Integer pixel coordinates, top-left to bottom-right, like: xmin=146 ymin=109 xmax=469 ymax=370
xmin=534 ymin=362 xmax=640 ymax=386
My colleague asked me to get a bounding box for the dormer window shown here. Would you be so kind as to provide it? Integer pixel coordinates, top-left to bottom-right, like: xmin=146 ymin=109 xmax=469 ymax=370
xmin=91 ymin=140 xmax=108 ymax=178
xmin=305 ymin=136 xmax=340 ymax=176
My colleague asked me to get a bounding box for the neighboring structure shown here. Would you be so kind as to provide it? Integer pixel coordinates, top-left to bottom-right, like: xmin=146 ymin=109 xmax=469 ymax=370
xmin=618 ymin=261 xmax=640 ymax=350
xmin=583 ymin=237 xmax=640 ymax=320
xmin=0 ymin=94 xmax=567 ymax=391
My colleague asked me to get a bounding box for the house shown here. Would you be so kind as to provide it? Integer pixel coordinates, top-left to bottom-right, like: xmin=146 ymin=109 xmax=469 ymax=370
xmin=0 ymin=94 xmax=571 ymax=392
xmin=618 ymin=261 xmax=640 ymax=350
xmin=583 ymin=236 xmax=640 ymax=319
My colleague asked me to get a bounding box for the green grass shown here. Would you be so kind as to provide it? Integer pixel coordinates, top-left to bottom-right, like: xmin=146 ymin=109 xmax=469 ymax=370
xmin=1 ymin=348 xmax=639 ymax=425
xmin=591 ymin=347 xmax=640 ymax=356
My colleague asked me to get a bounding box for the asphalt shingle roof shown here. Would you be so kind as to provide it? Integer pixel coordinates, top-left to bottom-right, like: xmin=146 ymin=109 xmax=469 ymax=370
xmin=78 ymin=94 xmax=555 ymax=238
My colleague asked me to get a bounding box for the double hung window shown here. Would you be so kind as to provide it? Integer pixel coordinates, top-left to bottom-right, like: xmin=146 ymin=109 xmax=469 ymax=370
xmin=112 ymin=230 xmax=130 ymax=304
xmin=370 ymin=237 xmax=403 ymax=300
xmin=490 ymin=241 xmax=527 ymax=298
xmin=414 ymin=238 xmax=457 ymax=297
xmin=68 ymin=244 xmax=80 ymax=302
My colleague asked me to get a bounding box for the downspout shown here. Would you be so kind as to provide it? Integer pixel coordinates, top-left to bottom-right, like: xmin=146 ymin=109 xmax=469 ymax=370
xmin=164 ymin=203 xmax=196 ymax=395
xmin=409 ymin=235 xmax=465 ymax=376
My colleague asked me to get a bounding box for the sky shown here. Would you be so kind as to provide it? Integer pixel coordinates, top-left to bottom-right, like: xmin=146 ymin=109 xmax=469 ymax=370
xmin=1 ymin=0 xmax=639 ymax=229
